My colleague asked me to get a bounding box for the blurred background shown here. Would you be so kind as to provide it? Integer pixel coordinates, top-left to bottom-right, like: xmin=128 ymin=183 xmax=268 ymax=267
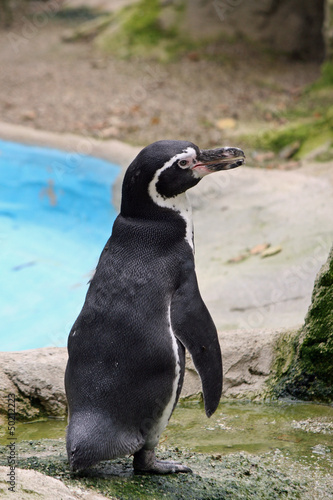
xmin=0 ymin=0 xmax=332 ymax=351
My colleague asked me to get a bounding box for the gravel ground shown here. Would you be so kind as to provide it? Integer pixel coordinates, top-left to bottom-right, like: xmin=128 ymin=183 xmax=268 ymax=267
xmin=0 ymin=11 xmax=321 ymax=148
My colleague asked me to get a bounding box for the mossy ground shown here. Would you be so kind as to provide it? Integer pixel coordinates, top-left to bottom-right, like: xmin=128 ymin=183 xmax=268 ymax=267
xmin=241 ymin=63 xmax=333 ymax=160
xmin=94 ymin=0 xmax=196 ymax=61
xmin=2 ymin=438 xmax=332 ymax=499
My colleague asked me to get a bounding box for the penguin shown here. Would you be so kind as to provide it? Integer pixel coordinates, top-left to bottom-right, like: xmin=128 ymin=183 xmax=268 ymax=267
xmin=65 ymin=140 xmax=245 ymax=474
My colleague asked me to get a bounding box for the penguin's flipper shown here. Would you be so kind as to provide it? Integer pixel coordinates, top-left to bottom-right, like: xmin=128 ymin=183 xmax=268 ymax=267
xmin=171 ymin=273 xmax=222 ymax=417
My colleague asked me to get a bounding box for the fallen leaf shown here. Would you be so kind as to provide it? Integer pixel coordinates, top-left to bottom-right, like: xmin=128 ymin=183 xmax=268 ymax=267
xmin=151 ymin=116 xmax=160 ymax=125
xmin=99 ymin=126 xmax=120 ymax=139
xmin=261 ymin=245 xmax=282 ymax=258
xmin=22 ymin=110 xmax=36 ymax=121
xmin=187 ymin=51 xmax=200 ymax=62
xmin=130 ymin=105 xmax=141 ymax=113
xmin=250 ymin=243 xmax=270 ymax=255
xmin=216 ymin=118 xmax=237 ymax=130
xmin=227 ymin=253 xmax=249 ymax=264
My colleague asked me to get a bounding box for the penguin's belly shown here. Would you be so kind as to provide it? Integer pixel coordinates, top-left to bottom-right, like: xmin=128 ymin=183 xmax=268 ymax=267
xmin=144 ymin=305 xmax=181 ymax=449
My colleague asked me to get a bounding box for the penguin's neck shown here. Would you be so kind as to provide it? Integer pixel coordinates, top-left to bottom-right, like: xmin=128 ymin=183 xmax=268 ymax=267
xmin=149 ymin=189 xmax=194 ymax=251
xmin=120 ymin=179 xmax=194 ymax=251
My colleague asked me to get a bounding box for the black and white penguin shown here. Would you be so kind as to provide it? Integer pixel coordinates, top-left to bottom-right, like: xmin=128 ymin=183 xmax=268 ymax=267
xmin=65 ymin=140 xmax=245 ymax=474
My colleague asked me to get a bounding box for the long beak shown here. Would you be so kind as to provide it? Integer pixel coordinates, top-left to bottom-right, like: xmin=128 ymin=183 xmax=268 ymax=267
xmin=195 ymin=147 xmax=245 ymax=173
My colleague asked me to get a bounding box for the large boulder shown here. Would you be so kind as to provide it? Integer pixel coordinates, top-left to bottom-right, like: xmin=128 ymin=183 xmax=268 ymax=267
xmin=274 ymin=245 xmax=333 ymax=402
xmin=0 ymin=348 xmax=67 ymax=420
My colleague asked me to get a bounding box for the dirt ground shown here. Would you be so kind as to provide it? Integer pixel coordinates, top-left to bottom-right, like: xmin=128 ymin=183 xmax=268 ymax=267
xmin=0 ymin=8 xmax=321 ymax=148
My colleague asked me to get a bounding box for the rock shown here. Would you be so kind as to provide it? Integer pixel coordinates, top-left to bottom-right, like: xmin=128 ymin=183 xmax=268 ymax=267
xmin=0 ymin=328 xmax=286 ymax=419
xmin=0 ymin=466 xmax=108 ymax=499
xmin=0 ymin=348 xmax=67 ymax=419
xmin=298 ymin=244 xmax=333 ymax=393
xmin=182 ymin=329 xmax=283 ymax=399
xmin=279 ymin=141 xmax=301 ymax=159
xmin=274 ymin=244 xmax=333 ymax=402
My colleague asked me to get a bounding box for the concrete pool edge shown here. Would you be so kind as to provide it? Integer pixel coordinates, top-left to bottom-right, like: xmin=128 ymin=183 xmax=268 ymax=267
xmin=0 ymin=121 xmax=140 ymax=210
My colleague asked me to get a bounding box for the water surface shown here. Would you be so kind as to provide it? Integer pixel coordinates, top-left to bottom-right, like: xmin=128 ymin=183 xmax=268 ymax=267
xmin=0 ymin=139 xmax=120 ymax=350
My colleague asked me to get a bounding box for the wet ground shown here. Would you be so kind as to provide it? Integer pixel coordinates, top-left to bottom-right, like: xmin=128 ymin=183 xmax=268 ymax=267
xmin=2 ymin=401 xmax=332 ymax=473
xmin=1 ymin=401 xmax=333 ymax=499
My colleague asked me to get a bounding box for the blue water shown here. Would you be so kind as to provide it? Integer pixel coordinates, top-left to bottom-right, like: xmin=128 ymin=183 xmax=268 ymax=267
xmin=0 ymin=139 xmax=120 ymax=351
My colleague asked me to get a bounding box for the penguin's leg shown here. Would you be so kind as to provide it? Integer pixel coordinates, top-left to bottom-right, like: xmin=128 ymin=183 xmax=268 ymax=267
xmin=133 ymin=448 xmax=192 ymax=474
xmin=133 ymin=342 xmax=191 ymax=474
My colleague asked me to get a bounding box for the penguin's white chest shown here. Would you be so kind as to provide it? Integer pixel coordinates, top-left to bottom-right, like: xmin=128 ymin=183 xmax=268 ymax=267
xmin=144 ymin=305 xmax=181 ymax=449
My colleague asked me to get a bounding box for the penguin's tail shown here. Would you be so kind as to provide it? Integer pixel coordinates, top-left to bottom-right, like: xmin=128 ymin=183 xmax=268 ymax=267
xmin=66 ymin=412 xmax=144 ymax=471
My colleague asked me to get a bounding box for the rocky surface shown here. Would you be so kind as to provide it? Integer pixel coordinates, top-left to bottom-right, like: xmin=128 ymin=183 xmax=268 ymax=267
xmin=275 ymin=244 xmax=333 ymax=402
xmin=0 ymin=5 xmax=321 ymax=147
xmin=183 ymin=328 xmax=284 ymax=399
xmin=300 ymin=244 xmax=333 ymax=386
xmin=0 ymin=466 xmax=109 ymax=500
xmin=0 ymin=328 xmax=286 ymax=419
xmin=0 ymin=348 xmax=67 ymax=420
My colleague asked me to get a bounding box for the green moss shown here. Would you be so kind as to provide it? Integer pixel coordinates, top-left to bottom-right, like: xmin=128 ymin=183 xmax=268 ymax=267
xmin=314 ymin=142 xmax=333 ymax=162
xmin=299 ymin=246 xmax=333 ymax=386
xmin=0 ymin=438 xmax=310 ymax=499
xmin=311 ymin=62 xmax=333 ymax=90
xmin=251 ymin=106 xmax=333 ymax=158
xmin=95 ymin=0 xmax=191 ymax=60
xmin=273 ymin=246 xmax=333 ymax=403
xmin=265 ymin=329 xmax=299 ymax=399
xmin=122 ymin=0 xmax=163 ymax=47
xmin=242 ymin=64 xmax=333 ymax=158
xmin=94 ymin=0 xmax=228 ymax=61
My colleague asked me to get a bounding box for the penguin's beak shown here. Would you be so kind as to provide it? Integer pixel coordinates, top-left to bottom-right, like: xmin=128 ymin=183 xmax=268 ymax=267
xmin=192 ymin=147 xmax=245 ymax=177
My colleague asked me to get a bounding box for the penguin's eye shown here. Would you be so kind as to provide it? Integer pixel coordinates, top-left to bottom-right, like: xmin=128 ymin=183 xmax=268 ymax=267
xmin=178 ymin=159 xmax=189 ymax=168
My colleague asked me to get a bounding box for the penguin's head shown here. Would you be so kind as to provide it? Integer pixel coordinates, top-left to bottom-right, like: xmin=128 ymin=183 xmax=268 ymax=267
xmin=121 ymin=140 xmax=245 ymax=218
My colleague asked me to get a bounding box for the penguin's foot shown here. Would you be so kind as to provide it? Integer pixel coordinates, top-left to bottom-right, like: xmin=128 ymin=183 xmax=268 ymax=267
xmin=133 ymin=448 xmax=192 ymax=475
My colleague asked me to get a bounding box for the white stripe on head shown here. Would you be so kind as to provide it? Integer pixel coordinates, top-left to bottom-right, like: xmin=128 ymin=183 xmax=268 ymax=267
xmin=148 ymin=147 xmax=196 ymax=250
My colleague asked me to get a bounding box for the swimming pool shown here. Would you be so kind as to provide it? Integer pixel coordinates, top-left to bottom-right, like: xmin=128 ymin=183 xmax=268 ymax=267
xmin=0 ymin=139 xmax=120 ymax=351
